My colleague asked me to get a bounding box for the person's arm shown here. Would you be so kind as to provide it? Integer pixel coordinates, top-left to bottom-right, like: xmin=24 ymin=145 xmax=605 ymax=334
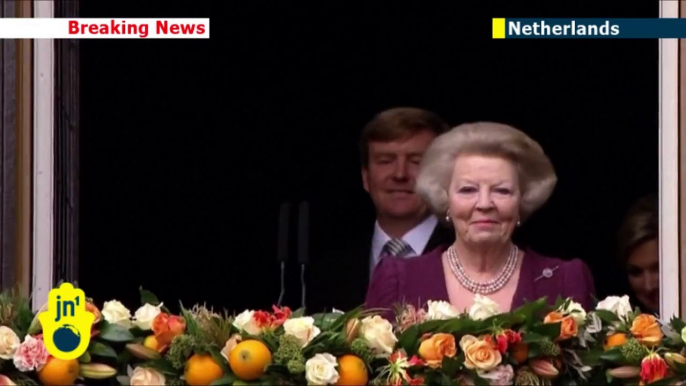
xmin=364 ymin=257 xmax=402 ymax=321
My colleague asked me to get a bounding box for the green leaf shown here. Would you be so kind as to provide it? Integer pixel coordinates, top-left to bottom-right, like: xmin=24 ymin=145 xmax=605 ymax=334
xmin=210 ymin=375 xmax=237 ymax=386
xmin=128 ymin=326 xmax=152 ymax=338
xmin=312 ymin=312 xmax=343 ymax=331
xmin=512 ymin=297 xmax=548 ymax=319
xmin=290 ymin=308 xmax=306 ymax=318
xmin=116 ymin=375 xmax=130 ymax=385
xmin=397 ymin=326 xmax=420 ymax=353
xmin=533 ymin=322 xmax=561 ymax=341
xmin=671 ymin=360 xmax=686 ymax=375
xmin=595 ymin=310 xmax=620 ymax=324
xmin=88 ymin=341 xmax=118 ymax=358
xmin=671 ymin=316 xmax=686 ymax=334
xmin=139 ymin=287 xmax=160 ymax=306
xmin=441 ymin=356 xmax=461 ymax=377
xmin=649 ymin=377 xmax=679 ymax=386
xmin=98 ymin=321 xmax=135 ymax=342
xmin=264 ymin=364 xmax=290 ymax=376
xmin=141 ymin=358 xmax=179 ymax=376
xmin=599 ymin=348 xmax=624 ymax=364
xmin=179 ymin=303 xmax=203 ymax=338
xmin=522 ymin=332 xmax=548 ymax=343
xmin=577 ymin=348 xmax=603 ymax=367
xmin=328 ymin=306 xmax=364 ymax=332
xmin=209 ymin=347 xmax=232 ymax=374
xmin=78 ymin=351 xmax=91 ymax=364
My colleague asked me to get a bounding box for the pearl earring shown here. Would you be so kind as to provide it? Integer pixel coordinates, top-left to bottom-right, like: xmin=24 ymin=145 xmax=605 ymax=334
xmin=445 ymin=210 xmax=451 ymax=223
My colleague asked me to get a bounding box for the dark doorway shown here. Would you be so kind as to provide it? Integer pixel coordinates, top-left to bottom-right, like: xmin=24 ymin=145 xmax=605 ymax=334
xmin=79 ymin=2 xmax=660 ymax=312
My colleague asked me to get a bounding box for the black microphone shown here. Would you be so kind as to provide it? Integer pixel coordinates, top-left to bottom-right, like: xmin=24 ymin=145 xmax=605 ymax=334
xmin=297 ymin=201 xmax=309 ymax=309
xmin=276 ymin=202 xmax=290 ymax=306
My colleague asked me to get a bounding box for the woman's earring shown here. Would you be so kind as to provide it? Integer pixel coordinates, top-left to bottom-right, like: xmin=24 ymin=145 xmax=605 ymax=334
xmin=516 ymin=221 xmax=521 ymax=227
xmin=445 ymin=210 xmax=451 ymax=223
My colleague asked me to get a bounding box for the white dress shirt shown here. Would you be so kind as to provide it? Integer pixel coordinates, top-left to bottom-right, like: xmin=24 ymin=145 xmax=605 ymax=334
xmin=370 ymin=215 xmax=438 ymax=275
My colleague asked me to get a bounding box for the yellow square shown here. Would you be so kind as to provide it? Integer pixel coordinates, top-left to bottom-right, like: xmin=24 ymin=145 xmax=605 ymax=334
xmin=492 ymin=18 xmax=505 ymax=39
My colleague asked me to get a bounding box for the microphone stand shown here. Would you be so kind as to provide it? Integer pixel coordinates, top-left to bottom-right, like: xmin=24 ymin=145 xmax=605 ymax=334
xmin=276 ymin=202 xmax=290 ymax=307
xmin=297 ymin=201 xmax=309 ymax=311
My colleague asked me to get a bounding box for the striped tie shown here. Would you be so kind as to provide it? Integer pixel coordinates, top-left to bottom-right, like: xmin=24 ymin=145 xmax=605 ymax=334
xmin=382 ymin=238 xmax=413 ymax=258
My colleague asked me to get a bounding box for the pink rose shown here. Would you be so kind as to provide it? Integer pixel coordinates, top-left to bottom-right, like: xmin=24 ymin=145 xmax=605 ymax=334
xmin=13 ymin=336 xmax=48 ymax=372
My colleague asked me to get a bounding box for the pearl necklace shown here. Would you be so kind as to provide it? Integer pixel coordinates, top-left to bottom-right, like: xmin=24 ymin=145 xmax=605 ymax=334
xmin=446 ymin=244 xmax=518 ymax=294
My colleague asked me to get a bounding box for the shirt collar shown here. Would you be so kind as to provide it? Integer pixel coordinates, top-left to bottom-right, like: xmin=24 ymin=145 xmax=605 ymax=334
xmin=371 ymin=215 xmax=438 ymax=261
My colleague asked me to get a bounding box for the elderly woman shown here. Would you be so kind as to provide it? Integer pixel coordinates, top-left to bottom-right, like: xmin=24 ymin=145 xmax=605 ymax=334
xmin=364 ymin=122 xmax=596 ymax=317
xmin=617 ymin=194 xmax=659 ymax=315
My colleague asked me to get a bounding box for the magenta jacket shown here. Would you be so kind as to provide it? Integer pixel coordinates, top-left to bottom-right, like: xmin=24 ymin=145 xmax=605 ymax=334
xmin=364 ymin=244 xmax=596 ymax=320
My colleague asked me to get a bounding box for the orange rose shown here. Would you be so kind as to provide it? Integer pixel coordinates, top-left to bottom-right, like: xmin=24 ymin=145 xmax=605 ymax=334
xmin=418 ymin=333 xmax=457 ymax=368
xmin=630 ymin=314 xmax=663 ymax=347
xmin=86 ymin=302 xmax=101 ymax=325
xmin=459 ymin=335 xmax=502 ymax=372
xmin=544 ymin=311 xmax=577 ymax=341
xmin=151 ymin=313 xmax=186 ymax=347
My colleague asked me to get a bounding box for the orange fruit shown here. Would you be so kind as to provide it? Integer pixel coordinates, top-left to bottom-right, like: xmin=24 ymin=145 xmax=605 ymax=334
xmin=604 ymin=333 xmax=628 ymax=351
xmin=229 ymin=339 xmax=272 ymax=381
xmin=336 ymin=355 xmax=368 ymax=386
xmin=184 ymin=354 xmax=224 ymax=386
xmin=38 ymin=357 xmax=79 ymax=386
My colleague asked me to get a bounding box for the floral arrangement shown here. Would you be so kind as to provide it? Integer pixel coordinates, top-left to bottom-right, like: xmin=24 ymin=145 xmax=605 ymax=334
xmin=0 ymin=286 xmax=685 ymax=385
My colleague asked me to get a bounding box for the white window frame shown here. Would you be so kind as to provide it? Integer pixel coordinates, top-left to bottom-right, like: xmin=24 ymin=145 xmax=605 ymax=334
xmin=28 ymin=1 xmax=681 ymax=316
xmin=659 ymin=0 xmax=680 ymax=319
xmin=32 ymin=0 xmax=55 ymax=311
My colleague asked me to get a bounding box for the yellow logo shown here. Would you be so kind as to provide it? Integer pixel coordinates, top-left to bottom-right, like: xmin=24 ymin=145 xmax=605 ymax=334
xmin=38 ymin=283 xmax=94 ymax=360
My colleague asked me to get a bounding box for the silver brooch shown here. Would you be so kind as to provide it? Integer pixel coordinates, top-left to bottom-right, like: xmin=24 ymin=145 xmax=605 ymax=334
xmin=535 ymin=266 xmax=559 ymax=281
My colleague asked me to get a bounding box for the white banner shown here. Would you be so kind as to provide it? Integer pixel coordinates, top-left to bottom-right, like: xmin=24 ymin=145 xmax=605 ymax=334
xmin=0 ymin=18 xmax=210 ymax=39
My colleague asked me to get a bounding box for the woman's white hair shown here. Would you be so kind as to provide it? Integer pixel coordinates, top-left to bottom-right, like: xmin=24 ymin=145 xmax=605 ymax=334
xmin=415 ymin=121 xmax=557 ymax=223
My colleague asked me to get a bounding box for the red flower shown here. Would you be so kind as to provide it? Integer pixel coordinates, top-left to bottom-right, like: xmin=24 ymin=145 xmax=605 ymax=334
xmin=253 ymin=310 xmax=272 ymax=329
xmin=252 ymin=306 xmax=292 ymax=330
xmin=496 ymin=334 xmax=509 ymax=354
xmin=505 ymin=329 xmax=522 ymax=343
xmin=640 ymin=353 xmax=667 ymax=384
xmin=492 ymin=329 xmax=521 ymax=354
xmin=271 ymin=305 xmax=291 ymax=327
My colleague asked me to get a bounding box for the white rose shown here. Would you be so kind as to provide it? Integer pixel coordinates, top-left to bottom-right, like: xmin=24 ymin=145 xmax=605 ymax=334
xmin=305 ymin=353 xmax=339 ymax=385
xmin=232 ymin=310 xmax=262 ymax=335
xmin=0 ymin=326 xmax=20 ymax=360
xmin=130 ymin=366 xmax=166 ymax=386
xmin=559 ymin=300 xmax=587 ymax=326
xmin=132 ymin=303 xmax=163 ymax=330
xmin=468 ymin=294 xmax=500 ymax=320
xmin=283 ymin=317 xmax=321 ymax=347
xmin=359 ymin=315 xmax=397 ymax=356
xmin=101 ymin=300 xmax=132 ymax=327
xmin=426 ymin=300 xmax=460 ymax=320
xmin=596 ymin=295 xmax=632 ymax=321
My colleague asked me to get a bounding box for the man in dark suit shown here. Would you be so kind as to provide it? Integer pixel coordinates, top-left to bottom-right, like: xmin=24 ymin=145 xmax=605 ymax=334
xmin=308 ymin=107 xmax=455 ymax=313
